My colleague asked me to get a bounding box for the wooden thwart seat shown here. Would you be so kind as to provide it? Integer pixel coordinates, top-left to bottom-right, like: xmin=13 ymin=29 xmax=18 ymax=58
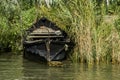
xmin=30 ymin=32 xmax=56 ymax=35
xmin=24 ymin=40 xmax=43 ymax=43
xmin=27 ymin=35 xmax=64 ymax=39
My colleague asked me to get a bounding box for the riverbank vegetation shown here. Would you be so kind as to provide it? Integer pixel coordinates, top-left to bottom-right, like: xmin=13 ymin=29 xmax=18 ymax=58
xmin=0 ymin=0 xmax=120 ymax=64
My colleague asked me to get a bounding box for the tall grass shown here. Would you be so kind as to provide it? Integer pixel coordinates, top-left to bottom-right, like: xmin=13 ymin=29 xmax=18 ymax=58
xmin=38 ymin=0 xmax=120 ymax=64
xmin=37 ymin=0 xmax=94 ymax=63
xmin=66 ymin=0 xmax=94 ymax=63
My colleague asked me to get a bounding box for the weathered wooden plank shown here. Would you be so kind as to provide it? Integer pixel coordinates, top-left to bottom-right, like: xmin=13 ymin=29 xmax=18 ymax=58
xmin=30 ymin=32 xmax=56 ymax=35
xmin=24 ymin=40 xmax=43 ymax=43
xmin=27 ymin=35 xmax=64 ymax=38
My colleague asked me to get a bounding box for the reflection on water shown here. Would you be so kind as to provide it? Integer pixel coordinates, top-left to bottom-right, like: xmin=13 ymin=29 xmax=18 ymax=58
xmin=0 ymin=53 xmax=120 ymax=80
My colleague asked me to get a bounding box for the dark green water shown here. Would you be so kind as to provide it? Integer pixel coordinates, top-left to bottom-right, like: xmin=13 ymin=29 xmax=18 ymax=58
xmin=0 ymin=53 xmax=120 ymax=80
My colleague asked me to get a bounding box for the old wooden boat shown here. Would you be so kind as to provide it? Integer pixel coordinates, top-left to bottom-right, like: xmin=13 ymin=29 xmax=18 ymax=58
xmin=23 ymin=17 xmax=71 ymax=62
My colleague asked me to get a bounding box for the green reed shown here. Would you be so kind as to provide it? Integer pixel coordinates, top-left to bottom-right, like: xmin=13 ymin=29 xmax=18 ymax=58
xmin=43 ymin=0 xmax=120 ymax=64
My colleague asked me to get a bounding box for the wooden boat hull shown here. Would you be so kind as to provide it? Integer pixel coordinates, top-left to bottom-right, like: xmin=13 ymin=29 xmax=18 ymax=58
xmin=23 ymin=42 xmax=68 ymax=62
xmin=23 ymin=17 xmax=72 ymax=62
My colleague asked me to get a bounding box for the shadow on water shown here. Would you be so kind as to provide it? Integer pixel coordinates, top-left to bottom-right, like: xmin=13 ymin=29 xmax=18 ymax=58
xmin=0 ymin=53 xmax=120 ymax=80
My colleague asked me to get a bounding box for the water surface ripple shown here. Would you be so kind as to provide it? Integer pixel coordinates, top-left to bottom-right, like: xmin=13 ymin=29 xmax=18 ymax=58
xmin=0 ymin=54 xmax=120 ymax=80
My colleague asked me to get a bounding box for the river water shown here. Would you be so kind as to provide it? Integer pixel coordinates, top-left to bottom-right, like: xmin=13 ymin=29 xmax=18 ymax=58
xmin=0 ymin=53 xmax=120 ymax=80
